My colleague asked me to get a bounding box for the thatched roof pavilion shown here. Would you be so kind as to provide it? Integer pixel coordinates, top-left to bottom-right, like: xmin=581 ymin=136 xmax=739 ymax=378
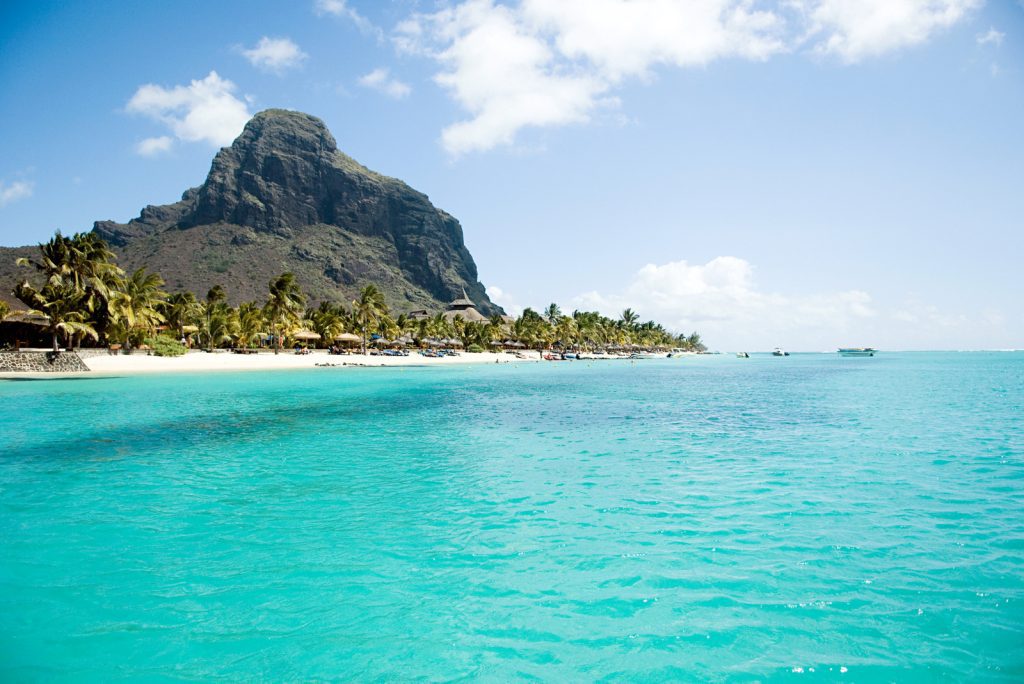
xmin=442 ymin=288 xmax=487 ymax=323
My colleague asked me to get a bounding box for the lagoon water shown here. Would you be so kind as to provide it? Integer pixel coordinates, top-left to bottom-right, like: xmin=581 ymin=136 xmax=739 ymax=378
xmin=1 ymin=352 xmax=1023 ymax=680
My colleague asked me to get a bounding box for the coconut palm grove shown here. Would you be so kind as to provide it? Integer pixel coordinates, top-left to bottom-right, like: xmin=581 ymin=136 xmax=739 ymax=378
xmin=3 ymin=231 xmax=704 ymax=355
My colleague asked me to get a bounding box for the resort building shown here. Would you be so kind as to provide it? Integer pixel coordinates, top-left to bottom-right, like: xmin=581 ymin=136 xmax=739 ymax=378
xmin=442 ymin=289 xmax=488 ymax=323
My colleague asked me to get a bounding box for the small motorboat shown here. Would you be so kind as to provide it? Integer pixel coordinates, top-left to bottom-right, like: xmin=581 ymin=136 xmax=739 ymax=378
xmin=736 ymin=352 xmax=749 ymax=358
xmin=772 ymin=347 xmax=789 ymax=357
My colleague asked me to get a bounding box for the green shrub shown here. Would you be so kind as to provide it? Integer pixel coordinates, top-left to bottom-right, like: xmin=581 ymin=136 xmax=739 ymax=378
xmin=148 ymin=334 xmax=187 ymax=357
xmin=466 ymin=343 xmax=484 ymax=353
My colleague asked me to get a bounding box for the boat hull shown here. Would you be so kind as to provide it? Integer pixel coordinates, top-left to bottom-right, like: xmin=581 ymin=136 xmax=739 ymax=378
xmin=838 ymin=348 xmax=876 ymax=357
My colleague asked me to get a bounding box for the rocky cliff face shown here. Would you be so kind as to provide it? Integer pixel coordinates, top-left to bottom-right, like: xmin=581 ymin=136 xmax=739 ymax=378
xmin=4 ymin=109 xmax=498 ymax=314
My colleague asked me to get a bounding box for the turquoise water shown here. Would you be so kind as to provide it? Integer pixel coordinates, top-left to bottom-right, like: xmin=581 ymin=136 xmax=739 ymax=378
xmin=1 ymin=353 xmax=1023 ymax=681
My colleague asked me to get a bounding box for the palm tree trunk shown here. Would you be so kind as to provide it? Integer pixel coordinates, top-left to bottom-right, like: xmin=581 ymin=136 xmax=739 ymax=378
xmin=51 ymin=329 xmax=59 ymax=353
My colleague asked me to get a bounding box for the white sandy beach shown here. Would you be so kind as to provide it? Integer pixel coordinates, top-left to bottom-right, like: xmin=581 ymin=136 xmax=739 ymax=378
xmin=75 ymin=349 xmax=541 ymax=374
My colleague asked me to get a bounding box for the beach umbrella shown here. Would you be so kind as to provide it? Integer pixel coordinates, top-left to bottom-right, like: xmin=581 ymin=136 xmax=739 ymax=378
xmin=397 ymin=334 xmax=414 ymax=344
xmin=425 ymin=338 xmax=443 ymax=347
xmin=489 ymin=340 xmax=502 ymax=346
xmin=334 ymin=332 xmax=361 ymax=342
xmin=291 ymin=330 xmax=321 ymax=341
xmin=371 ymin=337 xmax=390 ymax=346
xmin=446 ymin=338 xmax=464 ymax=347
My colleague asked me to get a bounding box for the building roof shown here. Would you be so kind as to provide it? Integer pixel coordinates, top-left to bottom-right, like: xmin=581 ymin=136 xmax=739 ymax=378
xmin=448 ymin=287 xmax=476 ymax=309
xmin=443 ymin=307 xmax=487 ymax=323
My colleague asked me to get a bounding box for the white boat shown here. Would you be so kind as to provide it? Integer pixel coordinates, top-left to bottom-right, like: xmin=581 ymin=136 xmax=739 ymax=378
xmin=772 ymin=347 xmax=789 ymax=357
xmin=838 ymin=347 xmax=876 ymax=357
xmin=736 ymin=352 xmax=749 ymax=358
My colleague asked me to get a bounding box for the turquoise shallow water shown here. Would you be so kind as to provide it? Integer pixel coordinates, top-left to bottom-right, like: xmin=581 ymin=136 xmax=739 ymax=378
xmin=1 ymin=352 xmax=1023 ymax=681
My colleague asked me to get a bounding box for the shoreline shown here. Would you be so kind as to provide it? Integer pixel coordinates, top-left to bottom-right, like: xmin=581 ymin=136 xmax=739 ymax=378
xmin=0 ymin=349 xmax=543 ymax=378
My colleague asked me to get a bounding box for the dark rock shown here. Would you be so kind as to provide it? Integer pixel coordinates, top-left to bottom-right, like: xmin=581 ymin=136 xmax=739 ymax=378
xmin=1 ymin=109 xmax=499 ymax=314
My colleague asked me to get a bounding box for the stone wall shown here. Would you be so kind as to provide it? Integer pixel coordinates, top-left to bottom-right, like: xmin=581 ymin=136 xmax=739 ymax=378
xmin=0 ymin=350 xmax=90 ymax=372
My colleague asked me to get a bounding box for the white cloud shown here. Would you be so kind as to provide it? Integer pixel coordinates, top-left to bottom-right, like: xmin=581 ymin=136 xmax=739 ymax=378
xmin=800 ymin=0 xmax=981 ymax=62
xmin=396 ymin=0 xmax=610 ymax=155
xmin=393 ymin=0 xmax=980 ymax=155
xmin=572 ymin=256 xmax=880 ymax=350
xmin=241 ymin=36 xmax=308 ymax=73
xmin=358 ymin=67 xmax=412 ymax=99
xmin=486 ymin=285 xmax=524 ymax=317
xmin=977 ymin=27 xmax=1005 ymax=47
xmin=0 ymin=180 xmax=34 ymax=207
xmin=314 ymin=0 xmax=381 ymax=38
xmin=126 ymin=71 xmax=252 ymax=149
xmin=135 ymin=136 xmax=174 ymax=156
xmin=522 ymin=0 xmax=787 ymax=81
xmin=571 ymin=256 xmax=1012 ymax=350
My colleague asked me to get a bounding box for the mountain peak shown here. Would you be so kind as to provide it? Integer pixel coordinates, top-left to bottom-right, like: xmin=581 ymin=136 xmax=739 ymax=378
xmin=185 ymin=109 xmax=386 ymax=234
xmin=232 ymin=108 xmax=338 ymax=160
xmin=80 ymin=109 xmax=499 ymax=315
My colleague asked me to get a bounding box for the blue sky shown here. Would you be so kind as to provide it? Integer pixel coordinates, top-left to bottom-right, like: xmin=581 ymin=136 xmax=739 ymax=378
xmin=1 ymin=0 xmax=1021 ymax=350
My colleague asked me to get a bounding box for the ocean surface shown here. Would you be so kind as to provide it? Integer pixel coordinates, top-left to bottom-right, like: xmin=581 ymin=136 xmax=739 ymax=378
xmin=1 ymin=352 xmax=1022 ymax=681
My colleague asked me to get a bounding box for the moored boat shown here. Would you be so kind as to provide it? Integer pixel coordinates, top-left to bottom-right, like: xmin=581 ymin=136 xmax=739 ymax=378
xmin=772 ymin=347 xmax=789 ymax=357
xmin=838 ymin=347 xmax=877 ymax=357
xmin=736 ymin=352 xmax=749 ymax=358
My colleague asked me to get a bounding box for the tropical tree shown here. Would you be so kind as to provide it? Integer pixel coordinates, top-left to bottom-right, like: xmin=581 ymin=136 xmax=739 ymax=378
xmin=486 ymin=313 xmax=507 ymax=345
xmin=513 ymin=308 xmax=552 ymax=356
xmin=351 ymin=284 xmax=389 ymax=353
xmin=162 ymin=291 xmax=202 ymax=341
xmin=110 ymin=267 xmax=167 ymax=346
xmin=544 ymin=302 xmax=562 ymax=325
xmin=264 ymin=273 xmax=306 ymax=353
xmin=13 ymin=276 xmax=98 ymax=352
xmin=15 ymin=231 xmax=124 ymax=347
xmin=555 ymin=315 xmax=578 ymax=349
xmin=308 ymin=301 xmax=348 ymax=347
xmin=200 ymin=286 xmax=231 ymax=351
xmin=235 ymin=302 xmax=265 ymax=349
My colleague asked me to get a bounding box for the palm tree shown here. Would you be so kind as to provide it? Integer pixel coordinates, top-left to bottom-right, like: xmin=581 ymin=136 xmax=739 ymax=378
xmin=235 ymin=302 xmax=265 ymax=350
xmin=16 ymin=231 xmax=124 ymax=347
xmin=13 ymin=276 xmax=98 ymax=352
xmin=265 ymin=273 xmax=305 ymax=354
xmin=555 ymin=315 xmax=578 ymax=349
xmin=162 ymin=291 xmax=202 ymax=341
xmin=201 ymin=286 xmax=230 ymax=351
xmin=352 ymin=284 xmax=389 ymax=354
xmin=111 ymin=268 xmax=167 ymax=346
xmin=544 ymin=302 xmax=562 ymax=325
xmin=486 ymin=313 xmax=507 ymax=345
xmin=514 ymin=308 xmax=552 ymax=356
xmin=308 ymin=301 xmax=347 ymax=347
xmin=620 ymin=308 xmax=639 ymax=328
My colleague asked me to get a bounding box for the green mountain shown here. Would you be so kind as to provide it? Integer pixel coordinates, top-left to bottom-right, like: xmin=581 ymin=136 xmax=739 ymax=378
xmin=1 ymin=109 xmax=499 ymax=314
